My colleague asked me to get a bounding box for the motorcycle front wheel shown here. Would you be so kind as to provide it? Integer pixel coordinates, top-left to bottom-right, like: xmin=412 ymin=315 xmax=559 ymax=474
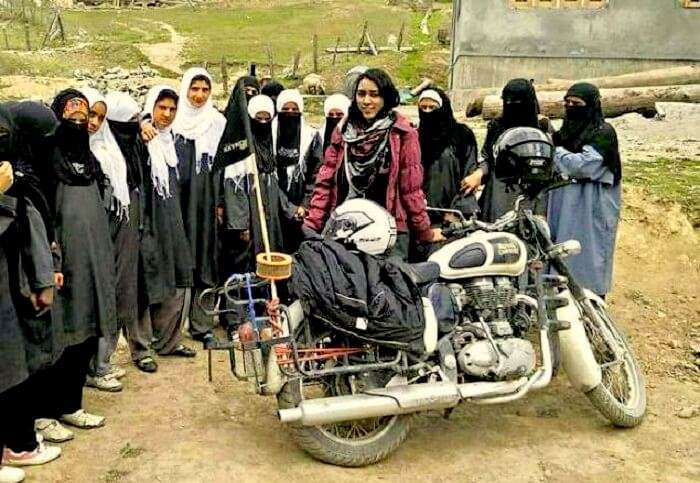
xmin=582 ymin=298 xmax=646 ymax=427
xmin=277 ymin=376 xmax=412 ymax=467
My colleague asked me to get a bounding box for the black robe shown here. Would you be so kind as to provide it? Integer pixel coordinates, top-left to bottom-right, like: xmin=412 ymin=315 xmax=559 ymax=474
xmin=479 ymin=118 xmax=550 ymax=222
xmin=137 ymin=139 xmax=194 ymax=305
xmin=176 ymin=135 xmax=218 ymax=288
xmin=0 ymin=195 xmax=29 ymax=394
xmin=477 ymin=79 xmax=546 ymax=222
xmin=223 ymin=170 xmax=296 ymax=273
xmin=53 ymin=176 xmax=117 ymax=346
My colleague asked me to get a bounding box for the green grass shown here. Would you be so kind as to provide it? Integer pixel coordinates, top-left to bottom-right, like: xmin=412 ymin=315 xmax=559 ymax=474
xmin=624 ymin=157 xmax=700 ymax=227
xmin=1 ymin=1 xmax=449 ymax=89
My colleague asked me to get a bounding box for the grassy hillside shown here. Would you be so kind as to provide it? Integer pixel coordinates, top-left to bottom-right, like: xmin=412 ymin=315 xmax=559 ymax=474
xmin=0 ymin=1 xmax=449 ymax=90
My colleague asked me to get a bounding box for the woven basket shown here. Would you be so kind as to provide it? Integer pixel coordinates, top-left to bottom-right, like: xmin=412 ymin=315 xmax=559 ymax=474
xmin=256 ymin=252 xmax=293 ymax=280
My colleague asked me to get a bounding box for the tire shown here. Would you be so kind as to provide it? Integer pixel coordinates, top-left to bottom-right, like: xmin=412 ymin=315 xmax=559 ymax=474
xmin=582 ymin=300 xmax=646 ymax=428
xmin=277 ymin=379 xmax=412 ymax=467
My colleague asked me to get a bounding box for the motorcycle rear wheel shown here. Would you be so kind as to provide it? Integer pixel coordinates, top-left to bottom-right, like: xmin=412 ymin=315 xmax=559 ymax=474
xmin=277 ymin=377 xmax=412 ymax=467
xmin=583 ymin=299 xmax=646 ymax=427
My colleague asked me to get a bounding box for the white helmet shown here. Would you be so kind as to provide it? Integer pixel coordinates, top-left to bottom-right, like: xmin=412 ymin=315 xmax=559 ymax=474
xmin=322 ymin=199 xmax=397 ymax=256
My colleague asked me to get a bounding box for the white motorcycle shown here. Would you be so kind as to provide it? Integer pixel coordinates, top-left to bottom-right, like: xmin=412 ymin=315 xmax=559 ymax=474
xmin=208 ymin=127 xmax=646 ymax=467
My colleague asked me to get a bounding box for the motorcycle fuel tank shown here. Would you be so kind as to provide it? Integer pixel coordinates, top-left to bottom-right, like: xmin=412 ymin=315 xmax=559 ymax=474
xmin=429 ymin=231 xmax=527 ymax=280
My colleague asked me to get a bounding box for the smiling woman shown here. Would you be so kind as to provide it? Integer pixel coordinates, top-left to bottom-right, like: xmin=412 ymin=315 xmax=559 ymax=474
xmin=305 ymin=68 xmax=444 ymax=260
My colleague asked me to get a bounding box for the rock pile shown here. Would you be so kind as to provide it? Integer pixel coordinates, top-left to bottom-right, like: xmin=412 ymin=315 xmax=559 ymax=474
xmin=73 ymin=65 xmax=159 ymax=103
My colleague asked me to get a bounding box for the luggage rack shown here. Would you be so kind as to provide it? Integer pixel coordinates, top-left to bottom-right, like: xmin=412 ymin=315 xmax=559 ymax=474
xmin=198 ymin=273 xmax=406 ymax=388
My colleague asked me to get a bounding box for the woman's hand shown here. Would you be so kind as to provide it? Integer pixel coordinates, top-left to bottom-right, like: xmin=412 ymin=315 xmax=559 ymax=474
xmin=0 ymin=161 xmax=14 ymax=194
xmin=141 ymin=121 xmax=158 ymax=142
xmin=294 ymin=206 xmax=307 ymax=221
xmin=460 ymin=168 xmax=483 ymax=194
xmin=30 ymin=287 xmax=54 ymax=312
xmin=431 ymin=227 xmax=446 ymax=243
xmin=215 ymin=206 xmax=225 ymax=225
xmin=54 ymin=272 xmax=64 ymax=289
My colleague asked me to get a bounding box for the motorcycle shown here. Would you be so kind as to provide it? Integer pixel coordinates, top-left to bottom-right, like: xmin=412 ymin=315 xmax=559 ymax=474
xmin=203 ymin=194 xmax=646 ymax=468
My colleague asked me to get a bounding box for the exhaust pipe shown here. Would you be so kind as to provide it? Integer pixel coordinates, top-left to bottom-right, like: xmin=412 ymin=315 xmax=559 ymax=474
xmin=278 ymin=378 xmax=530 ymax=426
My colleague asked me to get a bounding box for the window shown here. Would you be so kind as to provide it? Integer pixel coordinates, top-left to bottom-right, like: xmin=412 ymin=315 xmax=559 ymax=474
xmin=509 ymin=0 xmax=609 ymax=9
xmin=683 ymin=0 xmax=700 ymax=8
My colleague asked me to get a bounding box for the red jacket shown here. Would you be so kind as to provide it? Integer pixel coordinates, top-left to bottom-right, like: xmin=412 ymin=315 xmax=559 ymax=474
xmin=304 ymin=113 xmax=433 ymax=242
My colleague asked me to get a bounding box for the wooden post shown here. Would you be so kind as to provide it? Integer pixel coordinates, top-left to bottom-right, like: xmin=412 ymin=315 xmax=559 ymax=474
xmin=365 ymin=31 xmax=378 ymax=56
xmin=266 ymin=45 xmax=274 ymax=78
xmin=57 ymin=13 xmax=66 ymax=44
xmin=221 ymin=56 xmax=229 ymax=93
xmin=291 ymin=50 xmax=301 ymax=78
xmin=357 ymin=20 xmax=368 ymax=53
xmin=23 ymin=22 xmax=31 ymax=51
xmin=203 ymin=61 xmax=209 ymax=72
xmin=312 ymin=34 xmax=319 ymax=73
xmin=332 ymin=36 xmax=340 ymax=65
xmin=2 ymin=29 xmax=9 ymax=50
xmin=397 ymin=21 xmax=405 ymax=52
xmin=41 ymin=13 xmax=57 ymax=49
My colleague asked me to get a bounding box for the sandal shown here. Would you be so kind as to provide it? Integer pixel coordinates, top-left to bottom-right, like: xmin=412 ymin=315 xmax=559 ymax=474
xmin=135 ymin=357 xmax=158 ymax=373
xmin=165 ymin=345 xmax=197 ymax=358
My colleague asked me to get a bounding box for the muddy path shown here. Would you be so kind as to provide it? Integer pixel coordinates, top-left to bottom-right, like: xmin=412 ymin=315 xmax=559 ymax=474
xmin=136 ymin=21 xmax=186 ymax=75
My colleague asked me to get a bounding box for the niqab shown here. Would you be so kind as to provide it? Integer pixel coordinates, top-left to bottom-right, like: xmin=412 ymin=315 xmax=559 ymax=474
xmin=50 ymin=88 xmax=98 ymax=185
xmin=553 ymin=82 xmax=621 ymax=184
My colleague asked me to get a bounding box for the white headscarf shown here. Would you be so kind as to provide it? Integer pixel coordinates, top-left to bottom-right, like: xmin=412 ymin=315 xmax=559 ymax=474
xmin=247 ymin=94 xmax=275 ymax=118
xmin=105 ymin=91 xmax=141 ymax=122
xmin=143 ymin=85 xmax=180 ymax=198
xmin=418 ymin=89 xmax=443 ymax=108
xmin=275 ymin=88 xmax=304 ymax=113
xmin=323 ymin=93 xmax=351 ymax=117
xmin=82 ymin=87 xmax=130 ymax=219
xmin=172 ymin=67 xmax=226 ymax=172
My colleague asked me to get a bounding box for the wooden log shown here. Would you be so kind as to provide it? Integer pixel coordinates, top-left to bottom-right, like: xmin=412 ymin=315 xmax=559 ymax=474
xmin=466 ymin=65 xmax=700 ymax=117
xmin=410 ymin=78 xmax=433 ymax=97
xmin=543 ymin=65 xmax=700 ymax=91
xmin=312 ymin=34 xmax=319 ymax=72
xmin=324 ymin=46 xmax=416 ymax=53
xmin=481 ymin=84 xmax=700 ymax=120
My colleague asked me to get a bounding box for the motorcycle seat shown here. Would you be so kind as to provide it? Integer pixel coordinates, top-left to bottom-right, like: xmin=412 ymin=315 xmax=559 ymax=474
xmin=405 ymin=261 xmax=441 ymax=286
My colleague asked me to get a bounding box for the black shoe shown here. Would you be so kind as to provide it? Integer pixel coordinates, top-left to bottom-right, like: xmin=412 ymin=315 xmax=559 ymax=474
xmin=135 ymin=357 xmax=158 ymax=373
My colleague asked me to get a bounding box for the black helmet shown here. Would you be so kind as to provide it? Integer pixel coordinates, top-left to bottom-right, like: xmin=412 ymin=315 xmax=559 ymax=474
xmin=493 ymin=127 xmax=554 ymax=194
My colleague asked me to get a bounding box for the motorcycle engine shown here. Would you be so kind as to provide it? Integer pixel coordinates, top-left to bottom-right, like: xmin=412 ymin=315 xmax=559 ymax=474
xmin=449 ymin=277 xmax=537 ymax=380
xmin=456 ymin=338 xmax=536 ymax=380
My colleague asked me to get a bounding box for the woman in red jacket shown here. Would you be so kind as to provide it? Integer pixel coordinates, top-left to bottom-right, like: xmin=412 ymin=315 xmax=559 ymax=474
xmin=304 ymin=68 xmax=443 ymax=259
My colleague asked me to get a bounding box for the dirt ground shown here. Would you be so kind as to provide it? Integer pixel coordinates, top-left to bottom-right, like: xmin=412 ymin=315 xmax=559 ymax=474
xmin=15 ymin=104 xmax=698 ymax=482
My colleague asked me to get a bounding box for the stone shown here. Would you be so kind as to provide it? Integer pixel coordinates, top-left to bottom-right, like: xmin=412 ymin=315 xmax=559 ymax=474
xmin=677 ymin=406 xmax=700 ymax=419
